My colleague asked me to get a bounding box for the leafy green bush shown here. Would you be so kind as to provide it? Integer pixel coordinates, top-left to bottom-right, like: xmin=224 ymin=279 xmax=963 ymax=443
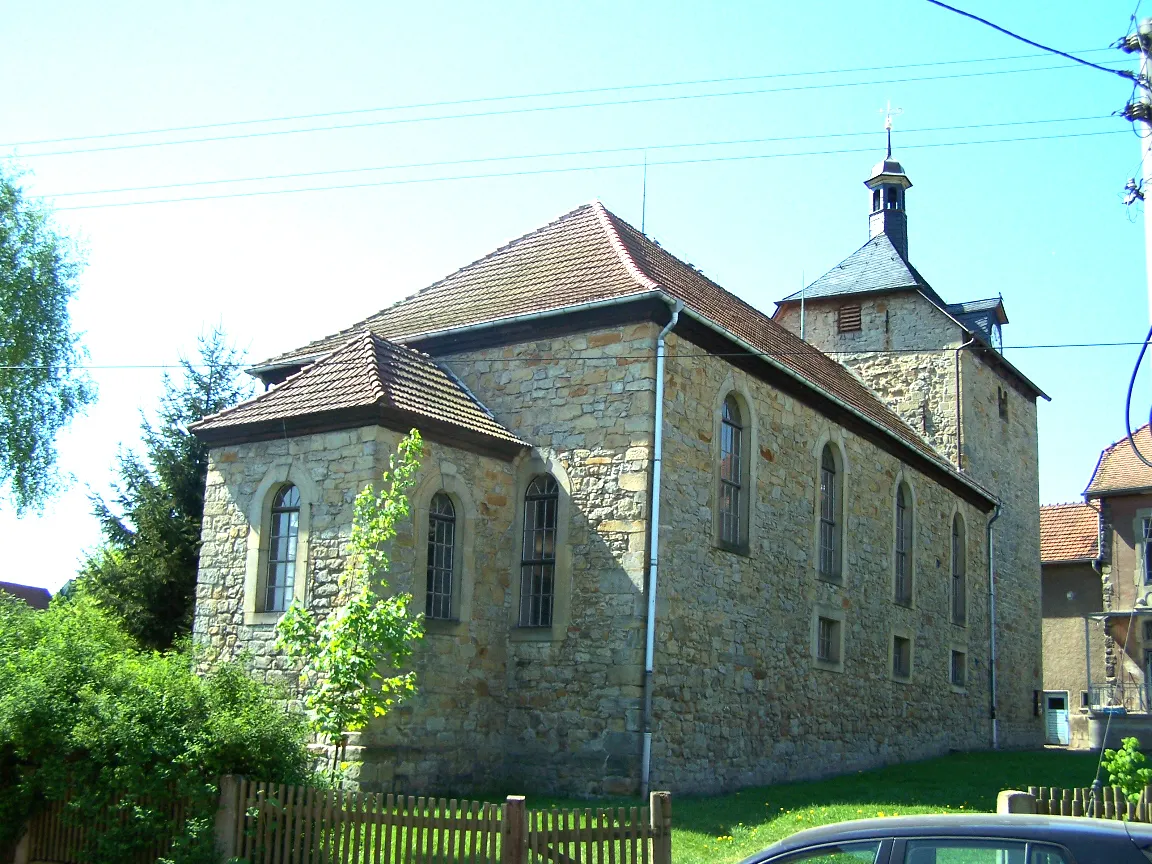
xmin=0 ymin=594 xmax=310 ymax=863
xmin=1101 ymin=736 xmax=1152 ymax=803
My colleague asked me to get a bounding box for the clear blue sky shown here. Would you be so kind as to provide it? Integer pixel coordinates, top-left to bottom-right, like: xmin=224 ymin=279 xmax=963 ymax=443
xmin=0 ymin=1 xmax=1145 ymax=591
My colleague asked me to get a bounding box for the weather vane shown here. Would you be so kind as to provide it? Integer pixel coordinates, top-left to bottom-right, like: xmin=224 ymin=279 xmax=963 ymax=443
xmin=879 ymin=100 xmax=903 ymax=158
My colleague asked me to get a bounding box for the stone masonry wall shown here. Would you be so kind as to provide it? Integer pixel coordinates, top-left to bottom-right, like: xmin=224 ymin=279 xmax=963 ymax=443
xmin=440 ymin=323 xmax=659 ymax=796
xmin=650 ymin=332 xmax=992 ymax=794
xmin=959 ymin=352 xmax=1043 ymax=747
xmin=194 ymin=322 xmax=665 ymax=798
xmin=776 ymin=294 xmax=963 ymax=462
xmin=194 ymin=426 xmax=519 ymax=792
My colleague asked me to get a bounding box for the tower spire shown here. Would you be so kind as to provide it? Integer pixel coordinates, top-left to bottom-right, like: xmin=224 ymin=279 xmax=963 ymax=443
xmin=864 ymin=105 xmax=912 ymax=260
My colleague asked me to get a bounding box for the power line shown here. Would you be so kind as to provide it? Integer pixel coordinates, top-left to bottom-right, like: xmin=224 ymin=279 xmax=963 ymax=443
xmin=0 ymin=48 xmax=1117 ymax=149
xmin=10 ymin=61 xmax=1131 ymax=160
xmin=5 ymin=340 xmax=1148 ymax=371
xmin=924 ymin=0 xmax=1136 ymax=80
xmin=52 ymin=128 xmax=1128 ymax=211
xmin=44 ymin=114 xmax=1113 ymax=200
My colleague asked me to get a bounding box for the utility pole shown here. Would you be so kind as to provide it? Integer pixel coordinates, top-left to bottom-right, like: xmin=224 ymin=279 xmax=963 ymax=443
xmin=1122 ymin=18 xmax=1152 ymax=324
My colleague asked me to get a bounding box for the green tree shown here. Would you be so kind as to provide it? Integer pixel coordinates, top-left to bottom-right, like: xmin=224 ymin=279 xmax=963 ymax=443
xmin=79 ymin=329 xmax=250 ymax=649
xmin=0 ymin=164 xmax=94 ymax=513
xmin=276 ymin=430 xmax=426 ymax=775
xmin=0 ymin=593 xmax=310 ymax=864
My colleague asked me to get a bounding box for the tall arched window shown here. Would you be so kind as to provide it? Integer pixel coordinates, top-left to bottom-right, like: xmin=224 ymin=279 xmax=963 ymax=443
xmin=818 ymin=445 xmax=841 ymax=581
xmin=426 ymin=492 xmax=456 ymax=620
xmin=719 ymin=395 xmax=744 ymax=547
xmin=952 ymin=514 xmax=967 ymax=626
xmin=895 ymin=482 xmax=913 ymax=606
xmin=264 ymin=484 xmax=300 ymax=612
xmin=520 ymin=475 xmax=558 ymax=628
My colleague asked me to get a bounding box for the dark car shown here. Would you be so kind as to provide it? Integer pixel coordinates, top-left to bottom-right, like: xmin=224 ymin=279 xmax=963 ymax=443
xmin=738 ymin=813 xmax=1152 ymax=863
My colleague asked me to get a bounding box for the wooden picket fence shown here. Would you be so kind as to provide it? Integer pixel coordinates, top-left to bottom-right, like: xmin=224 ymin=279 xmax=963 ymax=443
xmin=13 ymin=777 xmax=672 ymax=864
xmin=1001 ymin=784 xmax=1152 ymax=822
xmin=221 ymin=777 xmax=673 ymax=864
xmin=21 ymin=793 xmax=189 ymax=864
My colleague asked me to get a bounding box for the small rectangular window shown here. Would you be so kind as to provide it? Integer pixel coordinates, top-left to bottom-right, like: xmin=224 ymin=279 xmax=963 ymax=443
xmin=892 ymin=636 xmax=911 ymax=679
xmin=837 ymin=304 xmax=862 ymax=333
xmin=1081 ymin=689 xmax=1090 ymax=709
xmin=1144 ymin=620 xmax=1152 ymax=642
xmin=817 ymin=616 xmax=841 ymax=663
xmin=997 ymin=387 xmax=1009 ymax=420
xmin=951 ymin=650 xmax=967 ymax=688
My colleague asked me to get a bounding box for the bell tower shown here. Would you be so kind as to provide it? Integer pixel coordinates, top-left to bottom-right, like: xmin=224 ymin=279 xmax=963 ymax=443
xmin=864 ymin=108 xmax=912 ymax=260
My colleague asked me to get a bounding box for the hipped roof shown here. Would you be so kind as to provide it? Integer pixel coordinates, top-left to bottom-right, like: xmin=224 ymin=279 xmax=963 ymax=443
xmin=1086 ymin=424 xmax=1152 ymax=496
xmin=1040 ymin=503 xmax=1099 ymax=563
xmin=245 ymin=203 xmax=994 ymax=508
xmin=192 ymin=331 xmax=526 ymax=457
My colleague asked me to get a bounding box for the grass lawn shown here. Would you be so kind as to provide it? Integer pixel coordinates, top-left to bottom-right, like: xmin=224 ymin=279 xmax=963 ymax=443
xmin=528 ymin=749 xmax=1101 ymax=864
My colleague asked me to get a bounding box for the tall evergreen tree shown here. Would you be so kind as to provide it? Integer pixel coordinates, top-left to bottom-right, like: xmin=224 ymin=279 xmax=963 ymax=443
xmin=79 ymin=330 xmax=250 ymax=649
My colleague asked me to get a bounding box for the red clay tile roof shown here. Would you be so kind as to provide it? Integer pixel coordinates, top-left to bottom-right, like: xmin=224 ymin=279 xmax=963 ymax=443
xmin=1086 ymin=424 xmax=1152 ymax=496
xmin=249 ymin=203 xmax=991 ymax=503
xmin=1040 ymin=503 xmax=1099 ymax=562
xmin=0 ymin=580 xmax=51 ymax=609
xmin=192 ymin=332 xmax=525 ymax=449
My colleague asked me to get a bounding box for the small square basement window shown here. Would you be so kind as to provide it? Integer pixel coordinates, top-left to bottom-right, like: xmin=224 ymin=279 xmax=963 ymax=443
xmin=837 ymin=304 xmax=862 ymax=333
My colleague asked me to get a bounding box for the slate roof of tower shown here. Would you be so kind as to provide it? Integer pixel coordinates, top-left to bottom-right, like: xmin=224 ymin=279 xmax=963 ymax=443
xmin=776 ymin=233 xmax=940 ymax=304
xmin=248 ymin=203 xmax=993 ymax=503
xmin=1040 ymin=503 xmax=1099 ymax=562
xmin=1086 ymin=424 xmax=1152 ymax=496
xmin=192 ymin=331 xmax=525 ymax=449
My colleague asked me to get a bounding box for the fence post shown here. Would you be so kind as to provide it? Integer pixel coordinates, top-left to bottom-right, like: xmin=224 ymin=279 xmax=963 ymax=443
xmin=501 ymin=796 xmax=526 ymax=864
xmin=10 ymin=828 xmax=29 ymax=864
xmin=215 ymin=775 xmax=242 ymax=860
xmin=649 ymin=791 xmax=672 ymax=864
xmin=996 ymin=790 xmax=1036 ymax=814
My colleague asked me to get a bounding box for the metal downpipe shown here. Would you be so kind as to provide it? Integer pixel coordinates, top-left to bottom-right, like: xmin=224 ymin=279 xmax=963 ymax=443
xmin=987 ymin=503 xmax=1002 ymax=749
xmin=641 ymin=299 xmax=682 ymax=798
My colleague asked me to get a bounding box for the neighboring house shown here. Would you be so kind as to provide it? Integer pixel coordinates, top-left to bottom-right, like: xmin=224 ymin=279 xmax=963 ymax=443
xmin=0 ymin=580 xmax=51 ymax=610
xmin=1039 ymin=502 xmax=1102 ymax=748
xmin=191 ymin=147 xmax=1044 ymax=797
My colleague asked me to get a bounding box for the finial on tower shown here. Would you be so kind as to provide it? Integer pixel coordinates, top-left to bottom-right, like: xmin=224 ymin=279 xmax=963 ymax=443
xmin=879 ymin=100 xmax=903 ymax=159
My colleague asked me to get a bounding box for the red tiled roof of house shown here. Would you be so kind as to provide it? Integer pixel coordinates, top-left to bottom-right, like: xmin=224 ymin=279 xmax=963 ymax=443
xmin=0 ymin=580 xmax=51 ymax=609
xmin=192 ymin=331 xmax=526 ymax=450
xmin=248 ymin=203 xmax=992 ymax=503
xmin=1040 ymin=503 xmax=1099 ymax=562
xmin=1085 ymin=424 xmax=1152 ymax=496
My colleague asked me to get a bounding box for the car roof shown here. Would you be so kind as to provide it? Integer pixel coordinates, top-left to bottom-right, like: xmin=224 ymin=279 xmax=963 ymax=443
xmin=752 ymin=814 xmax=1152 ymax=855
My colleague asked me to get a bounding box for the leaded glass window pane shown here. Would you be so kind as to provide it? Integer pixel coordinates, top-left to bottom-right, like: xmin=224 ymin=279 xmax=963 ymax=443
xmin=265 ymin=484 xmax=300 ymax=612
xmin=520 ymin=475 xmax=558 ymax=627
xmin=426 ymin=493 xmax=456 ymax=620
xmin=895 ymin=484 xmax=912 ymax=605
xmin=819 ymin=446 xmax=839 ymax=579
xmin=952 ymin=515 xmax=966 ymax=625
xmin=719 ymin=395 xmax=743 ymax=546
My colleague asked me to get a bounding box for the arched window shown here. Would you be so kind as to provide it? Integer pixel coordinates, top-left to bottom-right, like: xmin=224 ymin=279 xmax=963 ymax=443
xmin=719 ymin=395 xmax=744 ymax=547
xmin=895 ymin=482 xmax=913 ymax=606
xmin=952 ymin=514 xmax=967 ymax=626
xmin=872 ymin=189 xmax=881 ymax=212
xmin=264 ymin=484 xmax=300 ymax=612
xmin=520 ymin=475 xmax=558 ymax=627
xmin=426 ymin=493 xmax=456 ymax=620
xmin=885 ymin=187 xmax=900 ymax=209
xmin=818 ymin=445 xmax=841 ymax=581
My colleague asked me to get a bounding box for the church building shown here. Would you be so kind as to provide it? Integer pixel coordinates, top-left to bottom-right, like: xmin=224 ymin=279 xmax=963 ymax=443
xmin=191 ymin=144 xmax=1045 ymax=797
